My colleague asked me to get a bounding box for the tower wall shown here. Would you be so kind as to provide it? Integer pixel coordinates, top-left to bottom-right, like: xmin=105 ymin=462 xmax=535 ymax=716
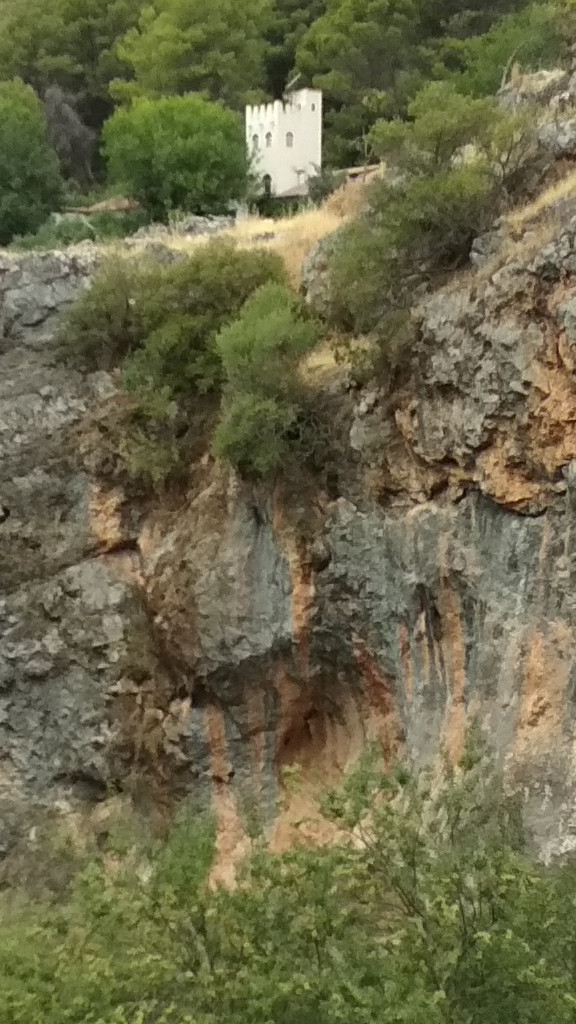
xmin=245 ymin=89 xmax=322 ymax=197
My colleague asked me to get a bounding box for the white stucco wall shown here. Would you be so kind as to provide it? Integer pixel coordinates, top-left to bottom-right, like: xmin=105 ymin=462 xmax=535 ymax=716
xmin=245 ymin=89 xmax=322 ymax=197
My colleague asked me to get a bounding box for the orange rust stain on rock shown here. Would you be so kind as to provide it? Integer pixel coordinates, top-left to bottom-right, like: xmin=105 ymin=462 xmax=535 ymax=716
xmin=437 ymin=585 xmax=467 ymax=765
xmin=515 ymin=623 xmax=573 ymax=757
xmin=204 ymin=704 xmax=232 ymax=785
xmin=274 ymin=665 xmax=316 ymax=771
xmin=272 ymin=494 xmax=316 ymax=678
xmin=353 ymin=639 xmax=402 ymax=761
xmin=204 ymin=704 xmax=248 ymax=888
xmin=89 ymin=484 xmax=126 ymax=550
xmin=242 ymin=682 xmax=267 ymax=796
xmin=269 ymin=667 xmax=365 ymax=856
xmin=209 ymin=783 xmax=251 ymax=889
xmin=476 ymin=443 xmax=545 ymax=508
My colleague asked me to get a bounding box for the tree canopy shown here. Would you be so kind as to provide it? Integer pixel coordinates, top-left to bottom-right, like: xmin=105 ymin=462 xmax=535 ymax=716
xmin=0 ymin=0 xmax=143 ymax=128
xmin=102 ymin=93 xmax=249 ymax=219
xmin=111 ymin=0 xmax=274 ymax=108
xmin=4 ymin=736 xmax=576 ymax=1024
xmin=0 ymin=0 xmax=569 ymax=180
xmin=0 ymin=78 xmax=63 ymax=244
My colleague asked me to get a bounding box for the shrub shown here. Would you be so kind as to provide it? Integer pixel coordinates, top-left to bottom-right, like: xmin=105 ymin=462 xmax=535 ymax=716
xmin=213 ymin=283 xmax=321 ymax=476
xmin=212 ymin=394 xmax=299 ymax=477
xmin=11 ymin=211 xmax=150 ymax=251
xmin=369 ymin=80 xmax=542 ymax=193
xmin=121 ymin=242 xmax=287 ymax=407
xmin=438 ymin=2 xmax=572 ymax=100
xmin=57 ymin=255 xmax=158 ymax=371
xmin=103 ymin=94 xmax=249 ymax=221
xmin=11 ymin=216 xmax=96 ymax=250
xmin=59 ymin=241 xmax=286 ymax=376
xmin=59 ymin=241 xmax=287 ymax=489
xmin=0 ymin=79 xmax=63 ymax=244
xmin=329 ymin=162 xmax=496 ymax=338
xmin=307 ymin=166 xmax=347 ymax=206
xmin=369 ymin=82 xmax=497 ymax=174
xmin=328 ymin=82 xmax=544 ymax=348
xmin=3 ymin=732 xmax=576 ymax=1024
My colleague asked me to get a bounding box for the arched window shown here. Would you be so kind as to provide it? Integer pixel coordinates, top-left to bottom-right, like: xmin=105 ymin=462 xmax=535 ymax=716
xmin=252 ymin=133 xmax=259 ymax=151
xmin=285 ymin=131 xmax=294 ymax=148
xmin=263 ymin=173 xmax=272 ymax=196
xmin=265 ymin=131 xmax=272 ymax=148
xmin=311 ymin=103 xmax=316 ymax=111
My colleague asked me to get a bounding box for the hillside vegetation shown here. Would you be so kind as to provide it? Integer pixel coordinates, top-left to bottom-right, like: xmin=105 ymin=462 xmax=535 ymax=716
xmin=7 ymin=0 xmax=576 ymax=1019
xmin=5 ymin=737 xmax=576 ymax=1024
xmin=0 ymin=0 xmax=573 ymax=241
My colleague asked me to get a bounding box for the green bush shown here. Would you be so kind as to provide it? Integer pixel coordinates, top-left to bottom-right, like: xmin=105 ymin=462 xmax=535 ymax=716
xmin=121 ymin=243 xmax=288 ymax=407
xmin=59 ymin=241 xmax=288 ymax=489
xmin=57 ymin=255 xmax=158 ymax=371
xmin=329 ymin=163 xmax=495 ymax=337
xmin=10 ymin=210 xmax=148 ymax=250
xmin=213 ymin=283 xmax=321 ymax=476
xmin=369 ymin=81 xmax=497 ymax=174
xmin=328 ymin=82 xmax=544 ymax=349
xmin=3 ymin=734 xmax=576 ymax=1024
xmin=11 ymin=215 xmax=96 ymax=250
xmin=307 ymin=166 xmax=347 ymax=206
xmin=0 ymin=78 xmax=63 ymax=245
xmin=437 ymin=2 xmax=572 ymax=99
xmin=103 ymin=94 xmax=249 ymax=221
xmin=59 ymin=241 xmax=286 ymax=376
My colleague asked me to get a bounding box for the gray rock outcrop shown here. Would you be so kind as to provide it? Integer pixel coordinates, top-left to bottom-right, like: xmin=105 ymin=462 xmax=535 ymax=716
xmin=6 ymin=201 xmax=576 ymax=873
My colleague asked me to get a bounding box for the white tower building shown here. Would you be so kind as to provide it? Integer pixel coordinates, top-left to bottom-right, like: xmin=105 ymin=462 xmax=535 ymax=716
xmin=245 ymin=88 xmax=322 ymax=198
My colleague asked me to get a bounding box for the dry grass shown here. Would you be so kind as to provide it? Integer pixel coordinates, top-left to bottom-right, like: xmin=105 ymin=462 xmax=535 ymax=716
xmin=169 ymin=204 xmax=348 ymax=287
xmin=506 ymin=166 xmax=576 ymax=233
xmin=478 ymin=164 xmax=576 ymax=270
xmin=324 ymin=170 xmax=379 ymax=218
xmin=166 ymin=176 xmax=377 ymax=286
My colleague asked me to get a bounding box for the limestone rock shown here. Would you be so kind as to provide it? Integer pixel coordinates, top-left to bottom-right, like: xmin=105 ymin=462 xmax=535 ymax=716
xmin=470 ymin=228 xmax=505 ymax=268
xmin=301 ymin=229 xmax=343 ymax=319
xmin=497 ymin=68 xmax=569 ymax=110
xmin=538 ymin=117 xmax=576 ymax=158
xmin=9 ymin=191 xmax=576 ymax=871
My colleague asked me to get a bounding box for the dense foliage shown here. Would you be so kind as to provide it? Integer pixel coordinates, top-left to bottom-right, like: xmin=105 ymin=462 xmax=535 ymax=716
xmin=58 ymin=241 xmax=290 ymax=485
xmin=103 ymin=95 xmax=248 ymax=220
xmin=326 ymin=80 xmax=543 ymax=353
xmin=213 ymin=283 xmax=321 ymax=474
xmin=0 ymin=0 xmax=568 ymax=236
xmin=0 ymin=0 xmax=571 ymax=187
xmin=3 ymin=737 xmax=576 ymax=1023
xmin=112 ymin=0 xmax=273 ymax=108
xmin=0 ymin=78 xmax=63 ymax=244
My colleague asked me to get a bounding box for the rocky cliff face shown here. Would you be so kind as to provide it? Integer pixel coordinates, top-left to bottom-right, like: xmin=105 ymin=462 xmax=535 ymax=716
xmin=4 ymin=212 xmax=576 ymax=875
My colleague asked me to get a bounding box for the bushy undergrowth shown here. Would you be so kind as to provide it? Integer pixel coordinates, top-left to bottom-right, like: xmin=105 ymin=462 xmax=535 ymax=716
xmin=59 ymin=241 xmax=324 ymax=485
xmin=10 ymin=210 xmax=148 ymax=250
xmin=326 ymin=81 xmax=546 ymax=366
xmin=4 ymin=735 xmax=576 ymax=1024
xmin=59 ymin=241 xmax=286 ymax=375
xmin=213 ymin=283 xmax=321 ymax=475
